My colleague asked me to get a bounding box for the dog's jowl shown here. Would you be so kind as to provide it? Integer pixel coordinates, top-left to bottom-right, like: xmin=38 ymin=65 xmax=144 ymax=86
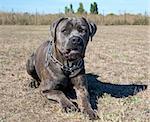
xmin=26 ymin=17 xmax=98 ymax=120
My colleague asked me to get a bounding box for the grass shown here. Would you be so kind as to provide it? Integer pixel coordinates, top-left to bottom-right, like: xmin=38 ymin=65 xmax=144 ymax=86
xmin=0 ymin=12 xmax=149 ymax=25
xmin=0 ymin=25 xmax=149 ymax=122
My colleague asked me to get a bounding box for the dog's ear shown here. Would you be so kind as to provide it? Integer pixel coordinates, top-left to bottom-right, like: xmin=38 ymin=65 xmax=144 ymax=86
xmin=50 ymin=17 xmax=68 ymax=42
xmin=89 ymin=22 xmax=97 ymax=41
xmin=82 ymin=17 xmax=97 ymax=41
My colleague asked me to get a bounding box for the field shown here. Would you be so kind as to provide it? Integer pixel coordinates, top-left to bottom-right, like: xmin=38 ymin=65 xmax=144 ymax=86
xmin=0 ymin=25 xmax=149 ymax=122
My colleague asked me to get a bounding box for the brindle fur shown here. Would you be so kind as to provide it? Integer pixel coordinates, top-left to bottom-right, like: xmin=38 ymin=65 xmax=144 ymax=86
xmin=26 ymin=17 xmax=98 ymax=120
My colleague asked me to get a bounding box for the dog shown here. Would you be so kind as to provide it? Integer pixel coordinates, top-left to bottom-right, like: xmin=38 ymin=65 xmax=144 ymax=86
xmin=26 ymin=17 xmax=98 ymax=120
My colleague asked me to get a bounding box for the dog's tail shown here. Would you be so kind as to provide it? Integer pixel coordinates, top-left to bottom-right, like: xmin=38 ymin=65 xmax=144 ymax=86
xmin=26 ymin=53 xmax=41 ymax=88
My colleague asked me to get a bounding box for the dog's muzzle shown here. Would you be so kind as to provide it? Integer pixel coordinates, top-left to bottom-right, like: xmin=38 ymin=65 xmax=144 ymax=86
xmin=63 ymin=36 xmax=84 ymax=60
xmin=69 ymin=36 xmax=84 ymax=46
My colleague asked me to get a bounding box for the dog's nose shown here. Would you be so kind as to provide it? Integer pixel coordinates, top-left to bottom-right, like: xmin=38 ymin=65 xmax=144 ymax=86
xmin=70 ymin=36 xmax=82 ymax=45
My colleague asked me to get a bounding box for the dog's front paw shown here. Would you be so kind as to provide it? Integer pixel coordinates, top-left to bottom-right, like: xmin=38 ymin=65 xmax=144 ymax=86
xmin=29 ymin=79 xmax=40 ymax=88
xmin=61 ymin=100 xmax=79 ymax=113
xmin=83 ymin=109 xmax=99 ymax=120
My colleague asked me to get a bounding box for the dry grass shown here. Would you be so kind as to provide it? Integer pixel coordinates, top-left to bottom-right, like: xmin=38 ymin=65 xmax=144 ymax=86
xmin=0 ymin=12 xmax=149 ymax=25
xmin=0 ymin=25 xmax=150 ymax=122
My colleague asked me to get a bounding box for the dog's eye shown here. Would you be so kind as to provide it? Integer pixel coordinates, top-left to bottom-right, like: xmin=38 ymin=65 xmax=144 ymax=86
xmin=61 ymin=28 xmax=67 ymax=33
xmin=61 ymin=28 xmax=71 ymax=35
xmin=78 ymin=27 xmax=86 ymax=33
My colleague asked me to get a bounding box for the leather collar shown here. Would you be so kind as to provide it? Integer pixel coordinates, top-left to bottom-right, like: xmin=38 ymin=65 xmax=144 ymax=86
xmin=45 ymin=41 xmax=84 ymax=78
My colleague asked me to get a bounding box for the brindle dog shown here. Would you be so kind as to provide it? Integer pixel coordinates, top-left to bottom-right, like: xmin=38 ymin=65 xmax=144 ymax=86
xmin=26 ymin=17 xmax=98 ymax=120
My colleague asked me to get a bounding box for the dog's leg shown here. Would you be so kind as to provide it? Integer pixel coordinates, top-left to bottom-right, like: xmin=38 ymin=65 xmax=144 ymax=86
xmin=71 ymin=75 xmax=99 ymax=120
xmin=26 ymin=53 xmax=41 ymax=88
xmin=40 ymin=80 xmax=78 ymax=112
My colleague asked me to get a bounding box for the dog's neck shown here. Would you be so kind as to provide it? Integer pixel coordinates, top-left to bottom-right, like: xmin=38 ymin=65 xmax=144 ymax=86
xmin=51 ymin=44 xmax=65 ymax=64
xmin=46 ymin=41 xmax=84 ymax=78
xmin=51 ymin=43 xmax=79 ymax=65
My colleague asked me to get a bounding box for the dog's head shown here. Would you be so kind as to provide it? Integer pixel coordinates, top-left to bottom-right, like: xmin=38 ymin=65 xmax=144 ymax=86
xmin=50 ymin=17 xmax=97 ymax=61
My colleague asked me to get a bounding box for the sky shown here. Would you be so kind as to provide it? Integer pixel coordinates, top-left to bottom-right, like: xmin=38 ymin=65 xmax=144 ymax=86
xmin=0 ymin=0 xmax=150 ymax=15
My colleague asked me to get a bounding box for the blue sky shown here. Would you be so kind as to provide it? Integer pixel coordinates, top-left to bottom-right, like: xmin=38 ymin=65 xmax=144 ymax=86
xmin=0 ymin=0 xmax=149 ymax=14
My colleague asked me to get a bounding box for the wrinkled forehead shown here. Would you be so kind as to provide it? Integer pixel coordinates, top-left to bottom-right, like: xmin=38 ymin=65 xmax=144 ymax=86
xmin=58 ymin=18 xmax=88 ymax=29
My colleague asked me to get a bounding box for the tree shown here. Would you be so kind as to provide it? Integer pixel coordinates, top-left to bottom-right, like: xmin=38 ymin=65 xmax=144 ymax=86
xmin=65 ymin=6 xmax=69 ymax=14
xmin=90 ymin=2 xmax=98 ymax=14
xmin=90 ymin=3 xmax=94 ymax=14
xmin=65 ymin=4 xmax=74 ymax=14
xmin=77 ymin=2 xmax=85 ymax=14
xmin=70 ymin=4 xmax=74 ymax=13
xmin=93 ymin=2 xmax=98 ymax=14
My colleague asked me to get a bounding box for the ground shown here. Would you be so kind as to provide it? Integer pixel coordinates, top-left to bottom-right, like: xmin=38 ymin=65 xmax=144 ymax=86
xmin=0 ymin=25 xmax=149 ymax=122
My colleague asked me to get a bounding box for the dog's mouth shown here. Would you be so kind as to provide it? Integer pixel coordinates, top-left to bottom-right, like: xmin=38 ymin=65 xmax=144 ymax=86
xmin=63 ymin=48 xmax=82 ymax=61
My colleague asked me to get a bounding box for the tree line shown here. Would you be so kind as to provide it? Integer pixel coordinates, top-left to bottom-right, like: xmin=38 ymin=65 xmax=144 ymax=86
xmin=0 ymin=1 xmax=149 ymax=25
xmin=65 ymin=2 xmax=98 ymax=14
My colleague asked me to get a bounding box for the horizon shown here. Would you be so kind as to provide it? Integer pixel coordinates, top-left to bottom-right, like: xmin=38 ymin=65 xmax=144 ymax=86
xmin=0 ymin=0 xmax=150 ymax=15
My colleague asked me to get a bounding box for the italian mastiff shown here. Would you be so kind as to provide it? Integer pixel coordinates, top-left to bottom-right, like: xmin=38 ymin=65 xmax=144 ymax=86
xmin=26 ymin=17 xmax=98 ymax=119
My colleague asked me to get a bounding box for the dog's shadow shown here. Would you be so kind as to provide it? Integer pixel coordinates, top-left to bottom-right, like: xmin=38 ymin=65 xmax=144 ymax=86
xmin=67 ymin=73 xmax=147 ymax=110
